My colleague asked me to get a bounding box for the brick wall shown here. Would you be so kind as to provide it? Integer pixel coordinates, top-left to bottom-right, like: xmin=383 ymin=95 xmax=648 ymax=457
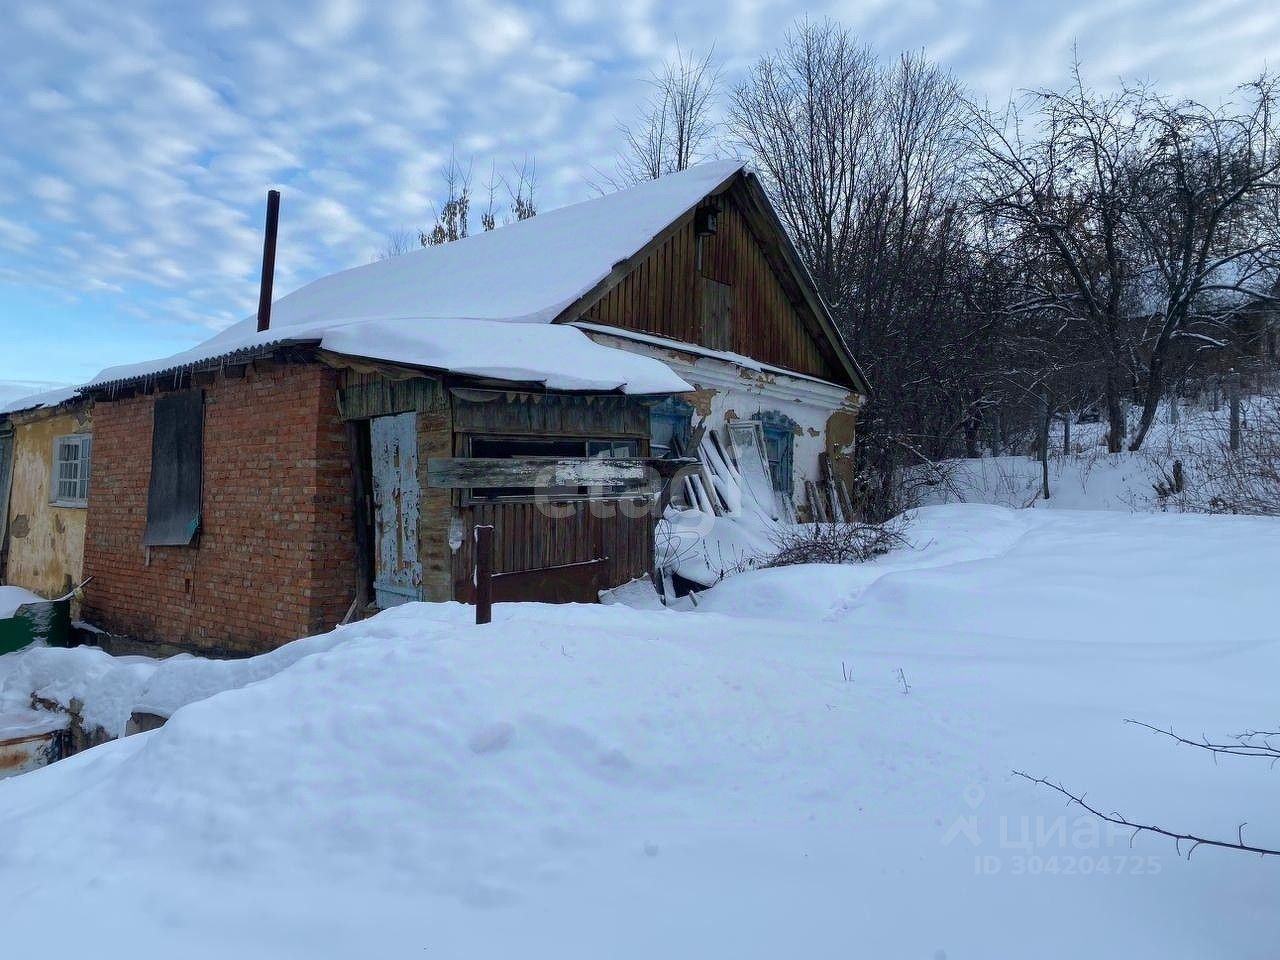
xmin=82 ymin=361 xmax=356 ymax=656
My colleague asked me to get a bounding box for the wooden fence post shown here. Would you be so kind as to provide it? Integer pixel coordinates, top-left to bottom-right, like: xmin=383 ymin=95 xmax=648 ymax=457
xmin=475 ymin=524 xmax=494 ymax=625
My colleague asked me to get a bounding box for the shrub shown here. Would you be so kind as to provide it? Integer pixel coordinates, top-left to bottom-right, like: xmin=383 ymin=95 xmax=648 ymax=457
xmin=764 ymin=518 xmax=909 ymax=567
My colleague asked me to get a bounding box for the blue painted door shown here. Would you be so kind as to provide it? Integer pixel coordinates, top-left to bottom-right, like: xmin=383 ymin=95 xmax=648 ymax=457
xmin=370 ymin=413 xmax=422 ymax=608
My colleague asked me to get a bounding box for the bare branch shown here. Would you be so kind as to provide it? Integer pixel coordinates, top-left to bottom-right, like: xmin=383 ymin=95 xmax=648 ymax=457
xmin=1013 ymin=772 xmax=1280 ymax=858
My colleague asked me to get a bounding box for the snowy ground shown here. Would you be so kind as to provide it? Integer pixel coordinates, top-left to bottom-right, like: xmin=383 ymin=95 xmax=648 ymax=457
xmin=1 ymin=503 xmax=1277 ymax=958
xmin=0 ymin=584 xmax=44 ymax=619
xmin=922 ymin=398 xmax=1274 ymax=513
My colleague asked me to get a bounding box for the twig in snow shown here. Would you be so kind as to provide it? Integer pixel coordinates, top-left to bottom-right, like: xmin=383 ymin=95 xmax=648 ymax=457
xmin=896 ymin=668 xmax=911 ymax=695
xmin=1012 ymin=772 xmax=1280 ymax=859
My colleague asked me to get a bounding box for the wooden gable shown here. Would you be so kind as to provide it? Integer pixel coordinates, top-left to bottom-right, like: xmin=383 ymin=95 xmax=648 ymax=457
xmin=567 ymin=175 xmax=864 ymax=391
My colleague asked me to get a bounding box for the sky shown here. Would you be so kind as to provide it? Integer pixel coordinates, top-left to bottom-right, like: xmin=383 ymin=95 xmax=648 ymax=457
xmin=1 ymin=0 xmax=1278 ymax=394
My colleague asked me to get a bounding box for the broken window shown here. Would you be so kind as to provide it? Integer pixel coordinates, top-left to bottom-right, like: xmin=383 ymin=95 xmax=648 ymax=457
xmin=466 ymin=435 xmax=641 ymax=502
xmin=144 ymin=390 xmax=204 ymax=546
xmin=757 ymin=411 xmax=796 ymax=496
xmin=51 ymin=434 xmax=92 ymax=507
xmin=649 ymin=398 xmax=694 ymax=458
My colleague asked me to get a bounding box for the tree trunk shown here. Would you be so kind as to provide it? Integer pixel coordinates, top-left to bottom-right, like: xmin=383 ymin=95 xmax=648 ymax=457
xmin=1229 ymin=369 xmax=1242 ymax=452
xmin=1128 ymin=356 xmax=1165 ymax=451
xmin=1039 ymin=389 xmax=1053 ymax=500
xmin=963 ymin=413 xmax=980 ymax=459
xmin=1104 ymin=370 xmax=1125 ymax=453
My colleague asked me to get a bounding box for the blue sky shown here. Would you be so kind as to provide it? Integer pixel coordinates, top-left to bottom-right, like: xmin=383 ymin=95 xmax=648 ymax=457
xmin=1 ymin=0 xmax=1278 ymax=393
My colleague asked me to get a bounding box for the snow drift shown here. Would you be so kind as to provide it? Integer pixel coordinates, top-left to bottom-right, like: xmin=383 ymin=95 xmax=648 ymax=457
xmin=1 ymin=504 xmax=1277 ymax=958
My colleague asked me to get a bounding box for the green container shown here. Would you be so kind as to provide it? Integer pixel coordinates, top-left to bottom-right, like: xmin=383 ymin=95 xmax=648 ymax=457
xmin=0 ymin=598 xmax=71 ymax=655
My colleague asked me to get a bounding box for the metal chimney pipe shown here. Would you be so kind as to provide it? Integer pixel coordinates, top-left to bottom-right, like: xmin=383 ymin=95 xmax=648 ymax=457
xmin=256 ymin=189 xmax=281 ymax=333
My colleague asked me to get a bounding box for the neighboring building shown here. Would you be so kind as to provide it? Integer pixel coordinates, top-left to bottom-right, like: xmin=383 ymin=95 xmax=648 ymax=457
xmin=76 ymin=160 xmax=869 ymax=656
xmin=0 ymin=388 xmax=92 ymax=600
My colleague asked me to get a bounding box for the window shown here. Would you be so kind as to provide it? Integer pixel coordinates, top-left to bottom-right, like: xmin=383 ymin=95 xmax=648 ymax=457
xmin=144 ymin=390 xmax=204 ymax=546
xmin=649 ymin=398 xmax=694 ymax=459
xmin=52 ymin=435 xmax=92 ymax=507
xmin=757 ymin=411 xmax=797 ymax=496
xmin=467 ymin=435 xmax=641 ymax=501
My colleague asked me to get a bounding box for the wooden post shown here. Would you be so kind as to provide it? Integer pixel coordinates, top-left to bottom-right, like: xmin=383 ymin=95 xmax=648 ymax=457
xmin=474 ymin=524 xmax=494 ymax=625
xmin=1229 ymin=369 xmax=1242 ymax=452
xmin=1061 ymin=414 xmax=1071 ymax=454
xmin=344 ymin=421 xmax=373 ymax=613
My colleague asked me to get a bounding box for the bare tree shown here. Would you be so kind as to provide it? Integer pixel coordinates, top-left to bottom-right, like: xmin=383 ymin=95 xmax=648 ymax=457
xmin=969 ymin=65 xmax=1145 ymax=452
xmin=375 ymin=227 xmax=418 ymax=261
xmin=420 ymin=151 xmax=474 ymax=246
xmin=728 ymin=20 xmax=881 ymax=298
xmin=729 ymin=21 xmax=991 ymax=517
xmin=598 ymin=42 xmax=723 ymax=189
xmin=1123 ymin=82 xmax=1280 ymax=448
xmin=970 ymin=64 xmax=1280 ymax=451
xmin=503 ymin=155 xmax=537 ymax=222
xmin=413 ymin=151 xmax=538 ymax=248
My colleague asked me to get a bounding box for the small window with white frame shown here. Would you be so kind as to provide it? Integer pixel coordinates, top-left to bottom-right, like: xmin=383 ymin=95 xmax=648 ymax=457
xmin=52 ymin=434 xmax=92 ymax=507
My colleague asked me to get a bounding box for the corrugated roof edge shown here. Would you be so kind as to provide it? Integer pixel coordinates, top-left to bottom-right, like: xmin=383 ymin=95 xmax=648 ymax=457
xmin=83 ymin=339 xmax=320 ymax=393
xmin=0 ymin=385 xmax=86 ymax=417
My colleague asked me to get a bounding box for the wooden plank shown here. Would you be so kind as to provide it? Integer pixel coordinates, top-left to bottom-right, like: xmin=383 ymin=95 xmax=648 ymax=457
xmin=550 ymin=167 xmax=739 ymax=328
xmin=805 ymin=479 xmax=830 ymax=522
xmin=427 ymin=456 xmax=694 ymax=489
xmin=701 ymin=277 xmax=732 ymax=350
xmin=474 ymin=524 xmax=493 ymax=624
xmin=491 ymin=557 xmax=611 ymax=604
xmin=344 ymin=420 xmax=374 ymax=611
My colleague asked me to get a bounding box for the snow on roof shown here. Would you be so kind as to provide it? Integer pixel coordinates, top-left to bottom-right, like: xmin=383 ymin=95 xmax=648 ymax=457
xmin=89 ymin=161 xmax=744 ymax=394
xmin=0 ymin=385 xmax=81 ymax=416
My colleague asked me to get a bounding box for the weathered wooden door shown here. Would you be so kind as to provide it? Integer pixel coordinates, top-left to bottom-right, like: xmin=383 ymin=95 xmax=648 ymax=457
xmin=369 ymin=413 xmax=422 ymax=608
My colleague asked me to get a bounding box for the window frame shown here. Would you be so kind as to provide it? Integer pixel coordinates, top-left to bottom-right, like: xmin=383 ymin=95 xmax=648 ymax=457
xmin=50 ymin=433 xmax=92 ymax=508
xmin=756 ymin=411 xmax=797 ymax=497
xmin=649 ymin=397 xmax=695 ymax=459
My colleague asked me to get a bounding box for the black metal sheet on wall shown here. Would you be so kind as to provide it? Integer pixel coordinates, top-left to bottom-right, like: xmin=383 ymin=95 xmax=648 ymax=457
xmin=143 ymin=390 xmax=204 ymax=547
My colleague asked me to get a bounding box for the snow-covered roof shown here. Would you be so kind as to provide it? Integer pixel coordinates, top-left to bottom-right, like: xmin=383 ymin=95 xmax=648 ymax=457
xmin=0 ymin=385 xmax=82 ymax=417
xmin=89 ymin=161 xmax=747 ymax=394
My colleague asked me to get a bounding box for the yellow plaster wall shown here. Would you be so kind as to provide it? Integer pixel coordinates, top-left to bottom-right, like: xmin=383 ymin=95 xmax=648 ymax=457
xmin=3 ymin=406 xmax=91 ymax=598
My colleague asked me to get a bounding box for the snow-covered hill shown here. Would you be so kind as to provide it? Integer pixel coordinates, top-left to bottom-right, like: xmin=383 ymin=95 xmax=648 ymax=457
xmin=1 ymin=504 xmax=1277 ymax=958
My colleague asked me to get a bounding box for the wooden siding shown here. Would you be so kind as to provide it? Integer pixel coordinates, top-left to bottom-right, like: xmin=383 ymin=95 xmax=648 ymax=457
xmin=451 ymin=501 xmax=654 ymax=603
xmin=449 ymin=389 xmax=658 ymax=602
xmin=451 ymin=389 xmax=651 ymax=438
xmin=582 ymin=185 xmax=842 ymax=382
xmin=337 ymin=371 xmax=446 ymax=420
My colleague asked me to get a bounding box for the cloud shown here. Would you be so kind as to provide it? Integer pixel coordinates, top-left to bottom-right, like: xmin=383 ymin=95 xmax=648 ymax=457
xmin=1 ymin=0 xmax=1278 ymax=383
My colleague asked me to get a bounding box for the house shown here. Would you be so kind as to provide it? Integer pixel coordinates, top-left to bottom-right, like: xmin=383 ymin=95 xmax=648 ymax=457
xmin=76 ymin=160 xmax=868 ymax=656
xmin=0 ymin=387 xmax=93 ymax=602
